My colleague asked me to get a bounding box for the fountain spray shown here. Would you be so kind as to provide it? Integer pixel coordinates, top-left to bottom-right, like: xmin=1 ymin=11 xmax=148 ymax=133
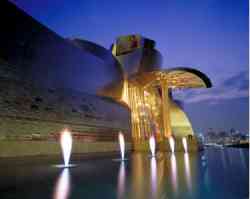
xmin=113 ymin=132 xmax=128 ymax=161
xmin=169 ymin=136 xmax=175 ymax=153
xmin=182 ymin=137 xmax=188 ymax=153
xmin=54 ymin=129 xmax=76 ymax=168
xmin=118 ymin=132 xmax=125 ymax=161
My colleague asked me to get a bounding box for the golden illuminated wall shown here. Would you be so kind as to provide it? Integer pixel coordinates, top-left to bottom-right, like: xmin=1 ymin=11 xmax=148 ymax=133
xmin=121 ymin=79 xmax=194 ymax=142
xmin=122 ymin=79 xmax=161 ymax=141
xmin=121 ymin=79 xmax=161 ymax=141
xmin=110 ymin=35 xmax=211 ymax=142
xmin=169 ymin=100 xmax=194 ymax=137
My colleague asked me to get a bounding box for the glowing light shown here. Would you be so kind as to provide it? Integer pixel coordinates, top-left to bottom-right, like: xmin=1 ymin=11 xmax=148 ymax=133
xmin=60 ymin=129 xmax=72 ymax=167
xmin=118 ymin=132 xmax=125 ymax=160
xmin=169 ymin=136 xmax=175 ymax=153
xmin=170 ymin=154 xmax=178 ymax=193
xmin=117 ymin=162 xmax=126 ymax=199
xmin=144 ymin=91 xmax=150 ymax=96
xmin=149 ymin=135 xmax=156 ymax=157
xmin=121 ymin=79 xmax=129 ymax=104
xmin=182 ymin=137 xmax=188 ymax=153
xmin=53 ymin=169 xmax=70 ymax=199
xmin=150 ymin=157 xmax=157 ymax=198
xmin=184 ymin=153 xmax=192 ymax=191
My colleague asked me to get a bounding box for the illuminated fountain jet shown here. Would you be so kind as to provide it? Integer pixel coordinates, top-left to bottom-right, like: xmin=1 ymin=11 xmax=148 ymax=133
xmin=149 ymin=135 xmax=156 ymax=157
xmin=55 ymin=129 xmax=76 ymax=168
xmin=114 ymin=132 xmax=127 ymax=161
xmin=119 ymin=132 xmax=127 ymax=161
xmin=182 ymin=137 xmax=188 ymax=153
xmin=169 ymin=136 xmax=175 ymax=153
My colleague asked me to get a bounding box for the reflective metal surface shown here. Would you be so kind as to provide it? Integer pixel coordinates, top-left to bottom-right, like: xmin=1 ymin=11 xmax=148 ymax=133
xmin=128 ymin=67 xmax=212 ymax=89
xmin=107 ymin=35 xmax=212 ymax=141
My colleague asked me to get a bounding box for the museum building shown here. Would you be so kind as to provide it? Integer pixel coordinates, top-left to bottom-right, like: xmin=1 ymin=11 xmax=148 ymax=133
xmin=0 ymin=0 xmax=212 ymax=156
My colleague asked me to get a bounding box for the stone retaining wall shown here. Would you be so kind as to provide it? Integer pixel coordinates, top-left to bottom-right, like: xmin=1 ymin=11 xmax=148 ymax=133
xmin=0 ymin=140 xmax=132 ymax=157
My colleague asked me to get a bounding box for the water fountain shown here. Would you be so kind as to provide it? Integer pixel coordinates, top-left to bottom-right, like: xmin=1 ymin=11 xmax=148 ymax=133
xmin=114 ymin=132 xmax=127 ymax=161
xmin=182 ymin=137 xmax=188 ymax=153
xmin=119 ymin=132 xmax=126 ymax=160
xmin=169 ymin=136 xmax=175 ymax=153
xmin=149 ymin=135 xmax=156 ymax=157
xmin=55 ymin=129 xmax=76 ymax=168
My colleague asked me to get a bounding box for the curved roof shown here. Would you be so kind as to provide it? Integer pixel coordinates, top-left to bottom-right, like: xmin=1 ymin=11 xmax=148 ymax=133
xmin=170 ymin=99 xmax=194 ymax=137
xmin=68 ymin=38 xmax=124 ymax=77
xmin=128 ymin=67 xmax=212 ymax=89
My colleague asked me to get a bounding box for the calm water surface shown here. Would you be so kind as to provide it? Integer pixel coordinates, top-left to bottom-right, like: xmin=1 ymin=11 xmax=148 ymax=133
xmin=0 ymin=148 xmax=249 ymax=199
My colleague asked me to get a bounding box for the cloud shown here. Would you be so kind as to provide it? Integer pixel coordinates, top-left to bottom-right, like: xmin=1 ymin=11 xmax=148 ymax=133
xmin=174 ymin=70 xmax=249 ymax=104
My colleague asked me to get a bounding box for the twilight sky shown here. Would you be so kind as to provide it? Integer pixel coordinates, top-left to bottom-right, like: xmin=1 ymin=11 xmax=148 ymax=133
xmin=11 ymin=0 xmax=249 ymax=133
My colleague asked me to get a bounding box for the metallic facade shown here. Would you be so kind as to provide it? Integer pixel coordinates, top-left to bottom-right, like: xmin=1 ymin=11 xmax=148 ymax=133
xmin=0 ymin=1 xmax=131 ymax=141
xmin=101 ymin=34 xmax=212 ymax=142
xmin=0 ymin=0 xmax=212 ymax=143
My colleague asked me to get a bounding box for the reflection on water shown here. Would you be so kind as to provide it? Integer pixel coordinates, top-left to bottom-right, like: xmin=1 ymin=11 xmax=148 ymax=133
xmin=117 ymin=162 xmax=126 ymax=199
xmin=239 ymin=149 xmax=247 ymax=169
xmin=150 ymin=157 xmax=157 ymax=198
xmin=228 ymin=148 xmax=234 ymax=165
xmin=53 ymin=169 xmax=71 ymax=199
xmin=220 ymin=149 xmax=227 ymax=169
xmin=129 ymin=152 xmax=212 ymax=199
xmin=130 ymin=153 xmax=166 ymax=199
xmin=131 ymin=153 xmax=145 ymax=199
xmin=170 ymin=154 xmax=178 ymax=194
xmin=0 ymin=148 xmax=248 ymax=199
xmin=184 ymin=153 xmax=192 ymax=192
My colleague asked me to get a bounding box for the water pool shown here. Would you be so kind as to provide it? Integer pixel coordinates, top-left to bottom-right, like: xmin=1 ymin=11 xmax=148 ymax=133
xmin=0 ymin=148 xmax=248 ymax=199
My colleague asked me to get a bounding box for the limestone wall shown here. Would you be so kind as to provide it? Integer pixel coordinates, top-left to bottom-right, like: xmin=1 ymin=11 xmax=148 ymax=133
xmin=0 ymin=140 xmax=132 ymax=157
xmin=0 ymin=77 xmax=131 ymax=140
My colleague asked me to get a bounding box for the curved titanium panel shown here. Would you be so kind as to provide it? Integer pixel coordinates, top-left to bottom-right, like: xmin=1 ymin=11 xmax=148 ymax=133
xmin=166 ymin=67 xmax=212 ymax=88
xmin=128 ymin=67 xmax=212 ymax=89
xmin=69 ymin=38 xmax=124 ymax=78
xmin=169 ymin=99 xmax=194 ymax=138
xmin=114 ymin=48 xmax=163 ymax=77
xmin=69 ymin=39 xmax=124 ymax=99
xmin=0 ymin=2 xmax=124 ymax=96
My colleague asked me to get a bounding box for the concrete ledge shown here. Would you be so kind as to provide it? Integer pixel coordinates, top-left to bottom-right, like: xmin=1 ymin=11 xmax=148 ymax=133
xmin=0 ymin=140 xmax=131 ymax=157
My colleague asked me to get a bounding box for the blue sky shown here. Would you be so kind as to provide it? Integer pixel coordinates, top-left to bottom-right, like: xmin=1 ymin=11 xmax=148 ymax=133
xmin=11 ymin=0 xmax=249 ymax=133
